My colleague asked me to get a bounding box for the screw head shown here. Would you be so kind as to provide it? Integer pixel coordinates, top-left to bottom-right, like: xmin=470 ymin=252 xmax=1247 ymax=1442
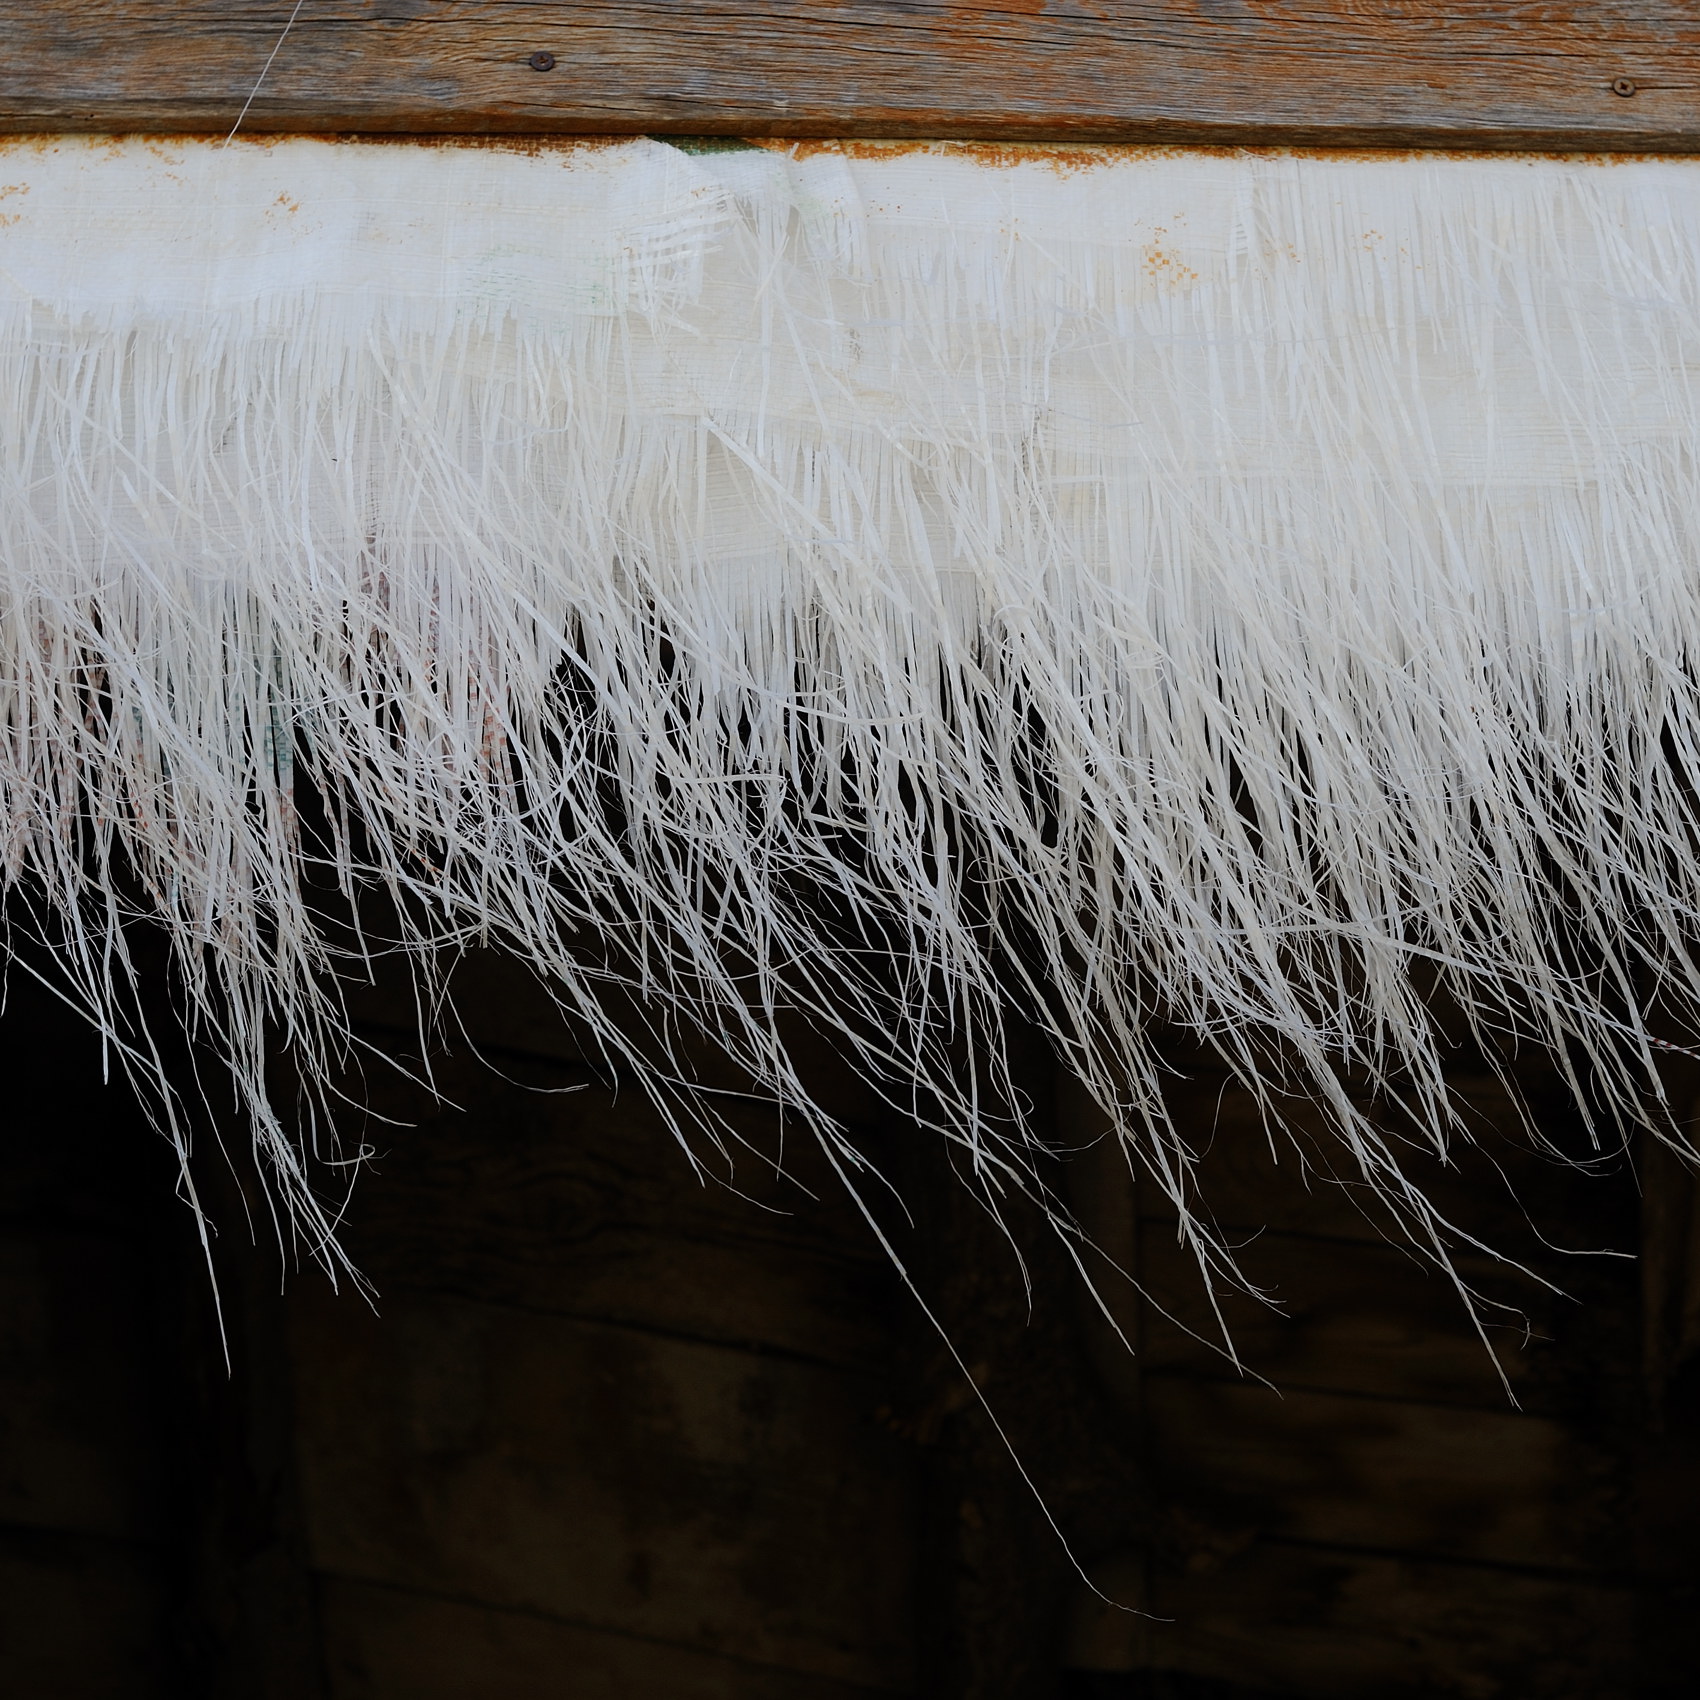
xmin=528 ymin=51 xmax=557 ymax=72
xmin=1612 ymin=77 xmax=1638 ymax=97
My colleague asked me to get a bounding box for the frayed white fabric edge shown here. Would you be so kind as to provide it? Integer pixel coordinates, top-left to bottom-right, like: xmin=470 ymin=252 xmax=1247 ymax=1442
xmin=3 ymin=135 xmax=1696 ymax=1338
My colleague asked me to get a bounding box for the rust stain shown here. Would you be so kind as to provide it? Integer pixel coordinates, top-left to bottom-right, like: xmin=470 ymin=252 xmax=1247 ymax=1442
xmin=0 ymin=132 xmax=625 ymax=160
xmin=1141 ymin=229 xmax=1200 ymax=286
xmin=757 ymin=137 xmax=1660 ymax=170
xmin=0 ymin=133 xmax=1669 ymax=170
xmin=327 ymin=132 xmax=626 ymax=159
xmin=765 ymin=138 xmax=1129 ymax=173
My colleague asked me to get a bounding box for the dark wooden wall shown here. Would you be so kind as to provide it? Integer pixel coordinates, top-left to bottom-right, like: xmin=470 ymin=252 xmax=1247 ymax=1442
xmin=0 ymin=981 xmax=197 ymax=1696
xmin=1 ymin=951 xmax=1696 ymax=1697
xmin=1077 ymin=1061 xmax=1655 ymax=1696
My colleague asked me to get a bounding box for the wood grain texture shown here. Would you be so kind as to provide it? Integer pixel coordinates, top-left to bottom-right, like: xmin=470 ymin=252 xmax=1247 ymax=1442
xmin=1141 ymin=1373 xmax=1619 ymax=1571
xmin=330 ymin=1054 xmax=904 ymax=1374
xmin=332 ymin=973 xmax=901 ymax=1372
xmin=0 ymin=1532 xmax=184 ymax=1700
xmin=3 ymin=1 xmax=1700 ymax=149
xmin=318 ymin=1577 xmax=896 ymax=1700
xmin=289 ymin=1284 xmax=919 ymax=1693
xmin=1135 ymin=1230 xmax=1573 ymax=1412
xmin=1137 ymin=1542 xmax=1635 ymax=1700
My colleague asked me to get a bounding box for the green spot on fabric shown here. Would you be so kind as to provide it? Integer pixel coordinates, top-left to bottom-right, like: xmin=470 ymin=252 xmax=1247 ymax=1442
xmin=655 ymin=137 xmax=765 ymax=156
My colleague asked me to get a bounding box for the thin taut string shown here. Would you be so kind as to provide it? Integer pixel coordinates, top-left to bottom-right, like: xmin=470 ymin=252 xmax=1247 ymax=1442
xmin=224 ymin=0 xmax=309 ymax=146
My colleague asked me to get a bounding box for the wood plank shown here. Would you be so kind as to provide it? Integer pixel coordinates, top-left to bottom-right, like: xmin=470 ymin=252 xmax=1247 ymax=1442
xmin=1141 ymin=1372 xmax=1623 ymax=1572
xmin=1069 ymin=1539 xmax=1635 ymax=1698
xmin=326 ymin=1035 xmax=901 ymax=1372
xmin=0 ymin=983 xmax=187 ymax=1551
xmin=319 ymin=1576 xmax=898 ymax=1700
xmin=341 ymin=948 xmax=590 ymax=1070
xmin=0 ymin=1527 xmax=182 ymax=1700
xmin=1150 ymin=1065 xmax=1639 ymax=1261
xmin=289 ymin=1284 xmax=919 ymax=1693
xmin=0 ymin=1230 xmax=170 ymax=1542
xmin=3 ymin=2 xmax=1700 ymax=150
xmin=1136 ymin=1229 xmax=1581 ymax=1413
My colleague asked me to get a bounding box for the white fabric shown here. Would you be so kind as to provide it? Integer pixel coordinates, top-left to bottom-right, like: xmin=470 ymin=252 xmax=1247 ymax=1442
xmin=3 ymin=135 xmax=1698 ymax=1283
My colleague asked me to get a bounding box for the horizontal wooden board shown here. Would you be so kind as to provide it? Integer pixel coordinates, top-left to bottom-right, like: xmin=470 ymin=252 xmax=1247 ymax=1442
xmin=319 ymin=1576 xmax=893 ymax=1700
xmin=289 ymin=1285 xmax=919 ymax=1692
xmin=1149 ymin=1066 xmax=1639 ymax=1259
xmin=4 ymin=2 xmax=1700 ymax=150
xmin=1108 ymin=1539 xmax=1636 ymax=1699
xmin=0 ymin=1527 xmax=181 ymax=1699
xmin=0 ymin=1232 xmax=175 ymax=1542
xmin=1136 ymin=1229 xmax=1575 ymax=1412
xmin=325 ymin=1033 xmax=900 ymax=1373
xmin=341 ymin=948 xmax=590 ymax=1069
xmin=1141 ymin=1372 xmax=1622 ymax=1572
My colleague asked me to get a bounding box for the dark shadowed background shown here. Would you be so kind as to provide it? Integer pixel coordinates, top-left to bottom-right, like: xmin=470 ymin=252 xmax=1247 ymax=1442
xmin=2 ymin=947 xmax=1695 ymax=1699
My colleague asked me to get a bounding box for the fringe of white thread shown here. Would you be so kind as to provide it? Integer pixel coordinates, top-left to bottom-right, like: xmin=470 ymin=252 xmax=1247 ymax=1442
xmin=5 ymin=134 xmax=1700 ymax=1306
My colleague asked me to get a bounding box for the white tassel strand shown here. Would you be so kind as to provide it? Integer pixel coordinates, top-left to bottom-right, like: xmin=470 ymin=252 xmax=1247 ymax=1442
xmin=3 ymin=135 xmax=1698 ymax=1291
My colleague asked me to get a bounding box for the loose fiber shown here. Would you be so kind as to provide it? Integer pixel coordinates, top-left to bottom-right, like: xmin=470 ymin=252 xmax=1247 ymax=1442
xmin=3 ymin=135 xmax=1698 ymax=1297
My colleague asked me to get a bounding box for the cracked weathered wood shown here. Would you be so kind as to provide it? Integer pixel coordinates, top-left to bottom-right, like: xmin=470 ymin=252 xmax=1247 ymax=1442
xmin=2 ymin=1 xmax=1699 ymax=149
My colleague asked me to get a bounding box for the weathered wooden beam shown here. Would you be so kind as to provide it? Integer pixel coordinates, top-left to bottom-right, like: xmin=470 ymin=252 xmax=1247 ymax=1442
xmin=1 ymin=2 xmax=1697 ymax=150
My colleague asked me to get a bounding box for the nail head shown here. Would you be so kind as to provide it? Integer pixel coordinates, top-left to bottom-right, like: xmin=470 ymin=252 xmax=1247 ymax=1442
xmin=529 ymin=51 xmax=557 ymax=72
xmin=1612 ymin=77 xmax=1638 ymax=97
